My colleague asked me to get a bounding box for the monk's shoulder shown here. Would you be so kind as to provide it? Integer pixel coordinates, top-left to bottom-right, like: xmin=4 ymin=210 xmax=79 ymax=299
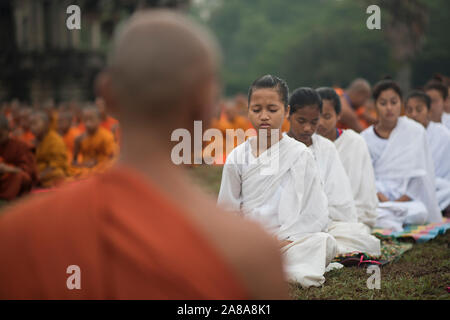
xmin=0 ymin=178 xmax=98 ymax=232
xmin=205 ymin=211 xmax=287 ymax=299
xmin=202 ymin=206 xmax=281 ymax=269
xmin=98 ymin=127 xmax=115 ymax=142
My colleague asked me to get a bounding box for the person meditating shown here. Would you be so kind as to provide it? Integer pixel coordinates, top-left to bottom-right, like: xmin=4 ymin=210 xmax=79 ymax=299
xmin=0 ymin=115 xmax=37 ymax=200
xmin=405 ymin=90 xmax=450 ymax=216
xmin=218 ymin=75 xmax=338 ymax=288
xmin=287 ymin=87 xmax=380 ymax=257
xmin=361 ymin=79 xmax=442 ymax=231
xmin=316 ymin=87 xmax=379 ymax=228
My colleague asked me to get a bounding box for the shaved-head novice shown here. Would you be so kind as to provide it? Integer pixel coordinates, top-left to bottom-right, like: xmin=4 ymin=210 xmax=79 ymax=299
xmin=71 ymin=105 xmax=117 ymax=177
xmin=0 ymin=115 xmax=37 ymax=200
xmin=337 ymin=78 xmax=373 ymax=132
xmin=0 ymin=10 xmax=287 ymax=299
xmin=30 ymin=111 xmax=69 ymax=188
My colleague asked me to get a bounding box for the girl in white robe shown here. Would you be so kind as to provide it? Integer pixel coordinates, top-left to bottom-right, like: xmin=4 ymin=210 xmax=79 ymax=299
xmin=316 ymin=87 xmax=379 ymax=228
xmin=218 ymin=75 xmax=338 ymax=288
xmin=405 ymin=90 xmax=450 ymax=213
xmin=362 ymin=80 xmax=442 ymax=231
xmin=287 ymin=87 xmax=380 ymax=257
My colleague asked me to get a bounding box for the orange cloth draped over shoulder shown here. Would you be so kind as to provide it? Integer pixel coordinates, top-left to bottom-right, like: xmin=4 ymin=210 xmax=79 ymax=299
xmin=35 ymin=130 xmax=69 ymax=188
xmin=72 ymin=127 xmax=117 ymax=177
xmin=0 ymin=166 xmax=248 ymax=299
xmin=335 ymin=87 xmax=370 ymax=130
xmin=17 ymin=130 xmax=35 ymax=148
xmin=205 ymin=112 xmax=253 ymax=164
xmin=0 ymin=138 xmax=37 ymax=200
xmin=62 ymin=127 xmax=81 ymax=163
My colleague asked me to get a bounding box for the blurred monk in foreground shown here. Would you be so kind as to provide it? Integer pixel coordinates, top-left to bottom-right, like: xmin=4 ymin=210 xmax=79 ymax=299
xmin=0 ymin=115 xmax=37 ymax=200
xmin=336 ymin=78 xmax=374 ymax=132
xmin=0 ymin=10 xmax=287 ymax=299
xmin=30 ymin=112 xmax=69 ymax=188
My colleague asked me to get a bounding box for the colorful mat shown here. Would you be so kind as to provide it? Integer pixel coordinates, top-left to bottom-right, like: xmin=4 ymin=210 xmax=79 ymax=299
xmin=332 ymin=238 xmax=413 ymax=267
xmin=373 ymin=218 xmax=450 ymax=243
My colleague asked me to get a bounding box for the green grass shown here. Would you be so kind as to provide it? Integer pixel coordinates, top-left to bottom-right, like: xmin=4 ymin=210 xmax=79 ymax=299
xmin=189 ymin=165 xmax=450 ymax=300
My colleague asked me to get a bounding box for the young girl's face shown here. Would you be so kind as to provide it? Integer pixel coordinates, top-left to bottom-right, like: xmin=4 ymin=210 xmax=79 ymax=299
xmin=248 ymin=88 xmax=287 ymax=138
xmin=375 ymin=88 xmax=402 ymax=125
xmin=405 ymin=97 xmax=429 ymax=128
xmin=317 ymin=99 xmax=339 ymax=138
xmin=426 ymin=89 xmax=444 ymax=122
xmin=288 ymin=105 xmax=320 ymax=147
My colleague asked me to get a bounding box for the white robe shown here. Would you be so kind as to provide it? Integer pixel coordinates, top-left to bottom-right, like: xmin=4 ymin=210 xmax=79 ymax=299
xmin=309 ymin=134 xmax=381 ymax=256
xmin=309 ymin=134 xmax=357 ymax=222
xmin=334 ymin=129 xmax=379 ymax=228
xmin=362 ymin=117 xmax=442 ymax=231
xmin=217 ymin=134 xmax=338 ymax=288
xmin=426 ymin=121 xmax=450 ymax=210
xmin=442 ymin=112 xmax=450 ymax=131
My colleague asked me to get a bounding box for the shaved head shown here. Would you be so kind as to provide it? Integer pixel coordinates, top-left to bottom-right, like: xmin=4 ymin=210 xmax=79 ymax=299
xmin=347 ymin=78 xmax=372 ymax=108
xmin=348 ymin=78 xmax=371 ymax=95
xmin=104 ymin=10 xmax=220 ymax=121
xmin=31 ymin=111 xmax=49 ymax=125
xmin=30 ymin=111 xmax=50 ymax=139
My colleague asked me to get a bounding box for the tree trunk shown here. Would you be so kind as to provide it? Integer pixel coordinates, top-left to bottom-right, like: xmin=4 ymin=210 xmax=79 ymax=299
xmin=396 ymin=63 xmax=412 ymax=94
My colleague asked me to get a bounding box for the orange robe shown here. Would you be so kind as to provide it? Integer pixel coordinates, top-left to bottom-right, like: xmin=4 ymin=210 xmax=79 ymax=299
xmin=77 ymin=116 xmax=119 ymax=134
xmin=74 ymin=127 xmax=116 ymax=176
xmin=335 ymin=87 xmax=371 ymax=130
xmin=17 ymin=130 xmax=35 ymax=147
xmin=61 ymin=127 xmax=81 ymax=163
xmin=0 ymin=166 xmax=248 ymax=299
xmin=206 ymin=114 xmax=252 ymax=164
xmin=35 ymin=130 xmax=69 ymax=188
xmin=281 ymin=118 xmax=290 ymax=132
xmin=0 ymin=138 xmax=37 ymax=200
xmin=49 ymin=111 xmax=59 ymax=131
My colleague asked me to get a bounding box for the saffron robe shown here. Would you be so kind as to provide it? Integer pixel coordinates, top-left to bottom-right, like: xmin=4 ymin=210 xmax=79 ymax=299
xmin=61 ymin=127 xmax=82 ymax=164
xmin=334 ymin=129 xmax=379 ymax=227
xmin=0 ymin=138 xmax=37 ymax=200
xmin=35 ymin=130 xmax=69 ymax=188
xmin=362 ymin=117 xmax=442 ymax=231
xmin=75 ymin=127 xmax=116 ymax=176
xmin=309 ymin=134 xmax=380 ymax=256
xmin=0 ymin=166 xmax=248 ymax=299
xmin=217 ymin=134 xmax=338 ymax=288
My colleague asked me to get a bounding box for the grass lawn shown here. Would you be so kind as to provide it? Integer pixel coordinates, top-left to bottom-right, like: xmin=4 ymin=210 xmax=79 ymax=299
xmin=189 ymin=165 xmax=450 ymax=300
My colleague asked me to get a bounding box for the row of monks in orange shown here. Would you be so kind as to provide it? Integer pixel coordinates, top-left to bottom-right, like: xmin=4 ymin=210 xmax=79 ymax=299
xmin=0 ymin=98 xmax=119 ymax=200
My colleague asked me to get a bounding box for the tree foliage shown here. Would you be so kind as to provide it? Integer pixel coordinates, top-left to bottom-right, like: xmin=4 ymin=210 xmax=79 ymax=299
xmin=191 ymin=0 xmax=449 ymax=95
